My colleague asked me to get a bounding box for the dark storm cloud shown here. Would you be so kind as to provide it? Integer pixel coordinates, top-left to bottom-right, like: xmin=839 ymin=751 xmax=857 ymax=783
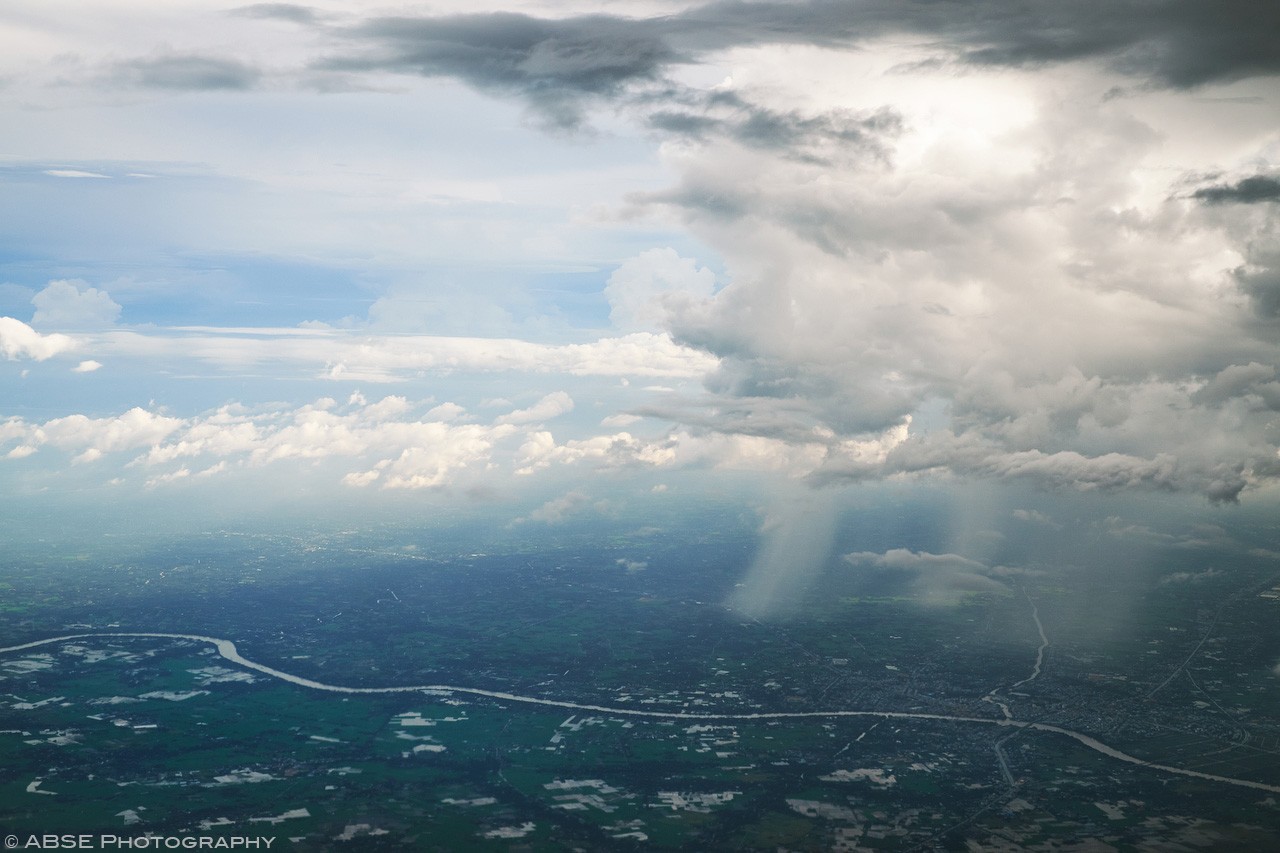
xmin=647 ymin=111 xmax=720 ymax=137
xmin=731 ymin=105 xmax=897 ymax=151
xmin=1235 ymin=262 xmax=1280 ymax=319
xmin=314 ymin=12 xmax=681 ymax=128
xmin=675 ymin=0 xmax=1280 ymax=88
xmin=1192 ymin=175 xmax=1280 ymax=205
xmin=1190 ymin=362 xmax=1280 ymax=408
xmin=302 ymin=0 xmax=1280 ymax=127
xmin=944 ymin=0 xmax=1280 ymax=88
xmin=647 ymin=96 xmax=902 ymax=162
xmin=115 ymin=55 xmax=261 ymax=91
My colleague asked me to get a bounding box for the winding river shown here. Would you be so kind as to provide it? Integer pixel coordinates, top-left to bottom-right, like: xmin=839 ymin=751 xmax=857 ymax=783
xmin=4 ymin=632 xmax=1278 ymax=795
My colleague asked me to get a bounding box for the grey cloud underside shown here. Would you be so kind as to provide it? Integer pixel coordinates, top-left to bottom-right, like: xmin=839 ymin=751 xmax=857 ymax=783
xmin=812 ymin=435 xmax=1265 ymax=506
xmin=1236 ymin=263 xmax=1280 ymax=319
xmin=676 ymin=0 xmax=1280 ymax=87
xmin=297 ymin=0 xmax=1280 ymax=126
xmin=1231 ymin=241 xmax=1280 ymax=320
xmin=1191 ymin=363 xmax=1280 ymax=409
xmin=114 ymin=56 xmax=261 ymax=91
xmin=1185 ymin=176 xmax=1280 ymax=320
xmin=699 ymin=361 xmax=914 ymax=436
xmin=647 ymin=94 xmax=902 ymax=163
xmin=105 ymin=2 xmax=1279 ymax=120
xmin=1193 ymin=175 xmax=1280 ymax=205
xmin=633 ymin=396 xmax=837 ymax=445
xmin=314 ymin=13 xmax=682 ymax=128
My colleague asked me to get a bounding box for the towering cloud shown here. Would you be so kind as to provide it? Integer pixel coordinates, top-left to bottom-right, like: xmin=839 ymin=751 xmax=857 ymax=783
xmin=1 ymin=0 xmax=1278 ymax=507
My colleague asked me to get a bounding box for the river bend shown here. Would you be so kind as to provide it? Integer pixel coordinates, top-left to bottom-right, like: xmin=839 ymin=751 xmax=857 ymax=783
xmin=3 ymin=632 xmax=1277 ymax=796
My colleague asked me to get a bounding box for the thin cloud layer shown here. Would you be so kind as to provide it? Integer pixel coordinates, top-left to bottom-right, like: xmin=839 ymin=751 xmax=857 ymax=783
xmin=79 ymin=328 xmax=718 ymax=382
xmin=232 ymin=4 xmax=322 ymax=25
xmin=113 ymin=55 xmax=263 ymax=91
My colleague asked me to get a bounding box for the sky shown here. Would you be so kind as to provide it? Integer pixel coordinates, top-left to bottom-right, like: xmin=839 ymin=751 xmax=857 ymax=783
xmin=2 ymin=2 xmax=1279 ymax=601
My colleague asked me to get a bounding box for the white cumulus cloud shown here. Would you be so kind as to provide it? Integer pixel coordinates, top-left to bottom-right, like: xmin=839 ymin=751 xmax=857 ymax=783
xmin=0 ymin=317 xmax=75 ymax=361
xmin=31 ymin=280 xmax=122 ymax=330
xmin=604 ymin=248 xmax=716 ymax=332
